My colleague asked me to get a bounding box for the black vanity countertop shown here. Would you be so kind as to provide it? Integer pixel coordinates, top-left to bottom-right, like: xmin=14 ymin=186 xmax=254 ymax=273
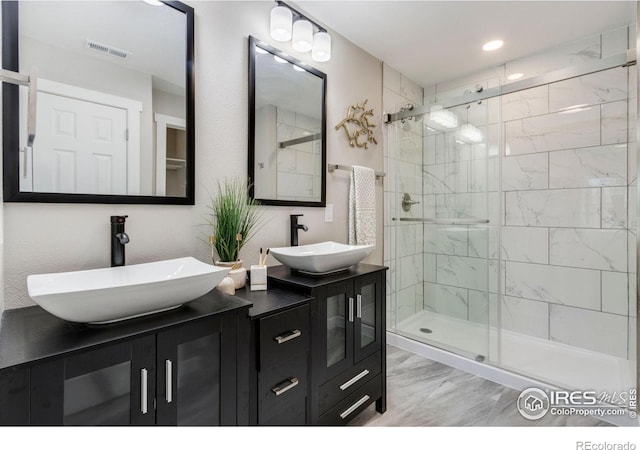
xmin=267 ymin=263 xmax=388 ymax=290
xmin=0 ymin=289 xmax=252 ymax=371
xmin=233 ymin=286 xmax=312 ymax=320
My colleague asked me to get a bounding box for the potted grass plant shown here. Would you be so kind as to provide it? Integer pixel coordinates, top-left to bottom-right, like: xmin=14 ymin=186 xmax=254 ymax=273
xmin=206 ymin=178 xmax=263 ymax=289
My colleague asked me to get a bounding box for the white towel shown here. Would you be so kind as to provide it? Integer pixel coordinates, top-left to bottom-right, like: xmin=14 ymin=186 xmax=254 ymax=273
xmin=349 ymin=165 xmax=376 ymax=246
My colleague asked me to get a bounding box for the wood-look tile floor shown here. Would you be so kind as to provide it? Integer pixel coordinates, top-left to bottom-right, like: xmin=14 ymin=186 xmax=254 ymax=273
xmin=350 ymin=345 xmax=610 ymax=427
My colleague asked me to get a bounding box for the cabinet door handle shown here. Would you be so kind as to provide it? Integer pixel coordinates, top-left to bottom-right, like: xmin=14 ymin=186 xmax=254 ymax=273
xmin=165 ymin=360 xmax=173 ymax=403
xmin=339 ymin=394 xmax=370 ymax=419
xmin=356 ymin=294 xmax=362 ymax=319
xmin=140 ymin=368 xmax=148 ymax=415
xmin=348 ymin=297 xmax=354 ymax=323
xmin=271 ymin=377 xmax=299 ymax=396
xmin=339 ymin=369 xmax=370 ymax=391
xmin=274 ymin=329 xmax=301 ymax=344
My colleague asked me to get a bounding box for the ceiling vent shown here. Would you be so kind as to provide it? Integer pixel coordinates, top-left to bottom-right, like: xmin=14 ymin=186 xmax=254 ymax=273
xmin=85 ymin=39 xmax=131 ymax=59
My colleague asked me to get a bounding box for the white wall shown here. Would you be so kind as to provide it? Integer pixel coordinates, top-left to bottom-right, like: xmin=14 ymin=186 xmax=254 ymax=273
xmin=2 ymin=1 xmax=384 ymax=309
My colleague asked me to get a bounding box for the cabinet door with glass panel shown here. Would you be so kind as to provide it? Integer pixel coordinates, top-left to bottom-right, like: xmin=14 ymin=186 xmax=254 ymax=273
xmin=156 ymin=315 xmax=235 ymax=426
xmin=353 ymin=272 xmax=383 ymax=364
xmin=30 ymin=337 xmax=156 ymax=426
xmin=314 ymin=280 xmax=354 ymax=381
xmin=315 ymin=272 xmax=383 ymax=382
xmin=28 ymin=316 xmax=235 ymax=426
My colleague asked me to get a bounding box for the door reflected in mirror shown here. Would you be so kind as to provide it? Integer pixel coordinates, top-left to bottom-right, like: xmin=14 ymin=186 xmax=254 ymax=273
xmin=2 ymin=0 xmax=194 ymax=204
xmin=248 ymin=36 xmax=326 ymax=207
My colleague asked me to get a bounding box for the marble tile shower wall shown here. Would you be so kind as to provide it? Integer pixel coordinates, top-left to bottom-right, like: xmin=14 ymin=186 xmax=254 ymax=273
xmin=276 ymin=107 xmax=322 ymax=201
xmin=500 ymin=66 xmax=636 ymax=360
xmin=422 ymin=64 xmax=637 ymax=360
xmin=382 ymin=64 xmax=424 ymax=328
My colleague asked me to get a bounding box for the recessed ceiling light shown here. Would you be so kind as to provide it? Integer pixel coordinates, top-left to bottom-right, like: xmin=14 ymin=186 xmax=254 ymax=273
xmin=507 ymin=73 xmax=523 ymax=81
xmin=483 ymin=40 xmax=504 ymax=51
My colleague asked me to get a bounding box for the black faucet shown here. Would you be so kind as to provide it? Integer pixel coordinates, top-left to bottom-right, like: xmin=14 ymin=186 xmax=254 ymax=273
xmin=290 ymin=214 xmax=308 ymax=246
xmin=111 ymin=215 xmax=129 ymax=267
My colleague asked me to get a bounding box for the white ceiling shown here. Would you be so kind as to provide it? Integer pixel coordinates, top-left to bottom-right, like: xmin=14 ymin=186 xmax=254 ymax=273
xmin=296 ymin=1 xmax=636 ymax=87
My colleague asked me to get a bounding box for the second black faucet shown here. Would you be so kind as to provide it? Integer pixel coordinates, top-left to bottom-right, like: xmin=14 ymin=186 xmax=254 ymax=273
xmin=290 ymin=214 xmax=308 ymax=246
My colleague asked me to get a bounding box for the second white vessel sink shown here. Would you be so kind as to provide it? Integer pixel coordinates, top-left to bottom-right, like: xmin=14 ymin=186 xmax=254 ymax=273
xmin=27 ymin=257 xmax=230 ymax=324
xmin=270 ymin=241 xmax=374 ymax=274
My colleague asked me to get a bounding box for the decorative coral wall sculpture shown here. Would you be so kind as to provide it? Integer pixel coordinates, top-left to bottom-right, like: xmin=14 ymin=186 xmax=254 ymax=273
xmin=335 ymin=99 xmax=378 ymax=149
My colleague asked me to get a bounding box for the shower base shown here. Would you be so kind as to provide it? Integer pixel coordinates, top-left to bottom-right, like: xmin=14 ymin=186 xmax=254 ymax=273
xmin=394 ymin=310 xmax=635 ymax=404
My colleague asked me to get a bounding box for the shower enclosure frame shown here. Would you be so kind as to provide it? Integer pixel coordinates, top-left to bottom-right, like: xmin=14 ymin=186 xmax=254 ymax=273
xmin=385 ymin=47 xmax=640 ymax=414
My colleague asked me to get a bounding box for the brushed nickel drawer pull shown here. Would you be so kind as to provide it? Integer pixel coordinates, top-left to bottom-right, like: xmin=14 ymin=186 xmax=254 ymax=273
xmin=272 ymin=377 xmax=299 ymax=396
xmin=274 ymin=329 xmax=301 ymax=344
xmin=339 ymin=369 xmax=370 ymax=391
xmin=339 ymin=394 xmax=370 ymax=419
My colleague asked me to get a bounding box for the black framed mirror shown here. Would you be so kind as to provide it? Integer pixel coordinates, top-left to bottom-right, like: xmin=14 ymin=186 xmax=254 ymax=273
xmin=2 ymin=0 xmax=195 ymax=204
xmin=248 ymin=36 xmax=326 ymax=207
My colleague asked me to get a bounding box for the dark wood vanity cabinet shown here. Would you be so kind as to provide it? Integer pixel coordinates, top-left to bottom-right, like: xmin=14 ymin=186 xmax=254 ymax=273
xmin=233 ymin=287 xmax=312 ymax=426
xmin=0 ymin=266 xmax=386 ymax=427
xmin=0 ymin=292 xmax=251 ymax=426
xmin=267 ymin=264 xmax=387 ymax=425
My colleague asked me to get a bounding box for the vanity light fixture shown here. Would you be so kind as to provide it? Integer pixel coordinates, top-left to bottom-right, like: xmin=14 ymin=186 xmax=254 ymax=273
xmin=270 ymin=1 xmax=331 ymax=62
xmin=292 ymin=19 xmax=313 ymax=52
xmin=270 ymin=5 xmax=292 ymax=42
xmin=311 ymin=31 xmax=331 ymax=62
xmin=482 ymin=39 xmax=504 ymax=51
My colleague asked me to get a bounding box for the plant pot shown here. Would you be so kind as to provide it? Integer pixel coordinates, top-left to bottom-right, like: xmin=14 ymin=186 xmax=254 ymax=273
xmin=215 ymin=260 xmax=247 ymax=289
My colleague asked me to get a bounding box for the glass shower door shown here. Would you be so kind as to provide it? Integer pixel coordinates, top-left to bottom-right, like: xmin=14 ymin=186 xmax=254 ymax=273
xmin=391 ymin=97 xmax=497 ymax=361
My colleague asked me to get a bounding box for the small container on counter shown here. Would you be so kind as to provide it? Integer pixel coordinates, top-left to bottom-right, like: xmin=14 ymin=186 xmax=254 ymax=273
xmin=250 ymin=265 xmax=267 ymax=291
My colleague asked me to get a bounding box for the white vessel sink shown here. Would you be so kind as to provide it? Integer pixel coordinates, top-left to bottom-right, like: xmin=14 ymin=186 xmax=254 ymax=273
xmin=27 ymin=257 xmax=230 ymax=324
xmin=270 ymin=241 xmax=374 ymax=275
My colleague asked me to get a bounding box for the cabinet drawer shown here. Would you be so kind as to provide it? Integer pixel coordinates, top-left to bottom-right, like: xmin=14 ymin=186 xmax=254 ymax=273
xmin=317 ymin=374 xmax=382 ymax=426
xmin=259 ymin=304 xmax=309 ymax=368
xmin=258 ymin=353 xmax=308 ymax=425
xmin=318 ymin=351 xmax=381 ymax=413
